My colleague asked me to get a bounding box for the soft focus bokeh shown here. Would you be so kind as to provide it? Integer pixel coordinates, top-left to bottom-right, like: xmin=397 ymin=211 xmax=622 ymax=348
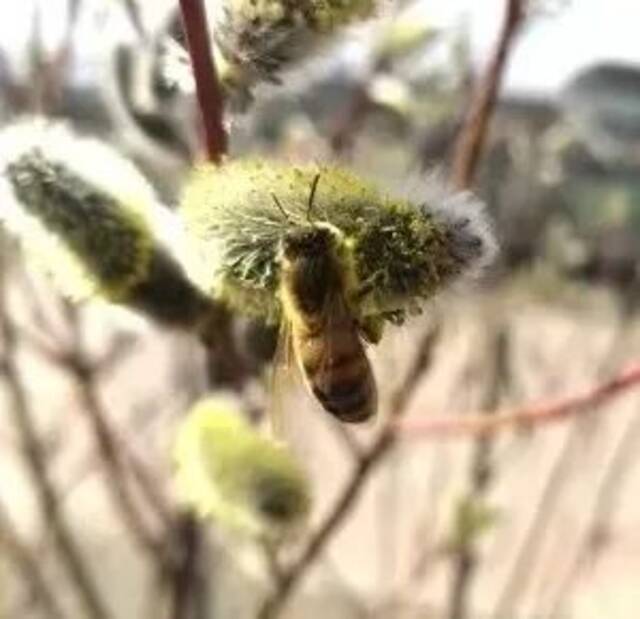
xmin=2 ymin=1 xmax=640 ymax=618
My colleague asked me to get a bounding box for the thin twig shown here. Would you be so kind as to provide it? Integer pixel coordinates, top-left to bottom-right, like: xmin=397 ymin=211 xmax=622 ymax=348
xmin=492 ymin=320 xmax=633 ymax=618
xmin=447 ymin=324 xmax=510 ymax=619
xmin=121 ymin=0 xmax=147 ymax=39
xmin=450 ymin=0 xmax=526 ymax=190
xmin=257 ymin=325 xmax=441 ymax=619
xmin=60 ymin=305 xmax=165 ymax=558
xmin=17 ymin=284 xmax=174 ymax=545
xmin=534 ymin=319 xmax=640 ymax=618
xmin=53 ymin=408 xmax=174 ymax=530
xmin=15 ymin=286 xmax=174 ymax=532
xmin=398 ymin=362 xmax=640 ymax=440
xmin=0 ymin=500 xmax=68 ymax=619
xmin=178 ymin=0 xmax=228 ymax=162
xmin=169 ymin=512 xmax=203 ymax=619
xmin=0 ymin=270 xmax=111 ymax=619
xmin=541 ymin=408 xmax=640 ymax=618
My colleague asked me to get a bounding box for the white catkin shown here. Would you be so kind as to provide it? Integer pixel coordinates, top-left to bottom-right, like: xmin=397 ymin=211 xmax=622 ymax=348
xmin=425 ymin=185 xmax=499 ymax=282
xmin=0 ymin=118 xmax=158 ymax=211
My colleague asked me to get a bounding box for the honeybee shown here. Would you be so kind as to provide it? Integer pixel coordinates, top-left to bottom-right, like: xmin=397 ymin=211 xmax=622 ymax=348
xmin=182 ymin=159 xmax=497 ymax=427
xmin=273 ymin=177 xmax=378 ymax=424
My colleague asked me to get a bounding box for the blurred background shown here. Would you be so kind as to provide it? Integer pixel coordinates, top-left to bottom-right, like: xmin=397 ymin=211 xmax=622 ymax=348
xmin=2 ymin=1 xmax=640 ymax=618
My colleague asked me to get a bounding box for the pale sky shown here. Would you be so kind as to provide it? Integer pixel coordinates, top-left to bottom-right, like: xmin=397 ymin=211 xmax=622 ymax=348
xmin=1 ymin=0 xmax=639 ymax=97
xmin=427 ymin=0 xmax=640 ymax=95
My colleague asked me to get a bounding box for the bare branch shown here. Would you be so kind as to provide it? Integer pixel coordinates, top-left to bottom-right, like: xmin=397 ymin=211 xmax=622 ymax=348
xmin=0 ymin=500 xmax=67 ymax=619
xmin=178 ymin=0 xmax=228 ymax=162
xmin=492 ymin=322 xmax=634 ymax=617
xmin=169 ymin=512 xmax=205 ymax=619
xmin=450 ymin=0 xmax=526 ymax=189
xmin=398 ymin=362 xmax=640 ymax=439
xmin=446 ymin=324 xmax=510 ymax=619
xmin=16 ymin=287 xmax=174 ymax=531
xmin=60 ymin=305 xmax=166 ymax=559
xmin=542 ymin=409 xmax=640 ymax=617
xmin=121 ymin=0 xmax=147 ymax=39
xmin=0 ymin=269 xmax=111 ymax=619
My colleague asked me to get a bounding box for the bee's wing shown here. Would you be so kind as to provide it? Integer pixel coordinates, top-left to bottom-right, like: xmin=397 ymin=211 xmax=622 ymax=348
xmin=267 ymin=319 xmax=298 ymax=439
xmin=268 ymin=298 xmax=368 ymax=463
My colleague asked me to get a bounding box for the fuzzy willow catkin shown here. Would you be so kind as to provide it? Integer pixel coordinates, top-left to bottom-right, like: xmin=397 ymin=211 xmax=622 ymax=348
xmin=180 ymin=158 xmax=497 ymax=332
xmin=214 ymin=0 xmax=378 ymax=99
xmin=0 ymin=119 xmax=215 ymax=330
xmin=163 ymin=0 xmax=382 ymax=109
xmin=174 ymin=396 xmax=311 ymax=540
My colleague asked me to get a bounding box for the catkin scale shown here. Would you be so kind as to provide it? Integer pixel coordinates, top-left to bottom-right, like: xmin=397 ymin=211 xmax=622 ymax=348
xmin=180 ymin=158 xmax=497 ymax=329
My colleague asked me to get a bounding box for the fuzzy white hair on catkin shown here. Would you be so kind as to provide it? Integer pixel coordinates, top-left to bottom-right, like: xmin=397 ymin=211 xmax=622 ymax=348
xmin=399 ymin=169 xmax=499 ymax=284
xmin=0 ymin=117 xmax=189 ymax=251
xmin=0 ymin=118 xmax=189 ymax=300
xmin=0 ymin=118 xmax=159 ymax=211
xmin=159 ymin=38 xmax=196 ymax=95
xmin=0 ymin=120 xmax=94 ymax=298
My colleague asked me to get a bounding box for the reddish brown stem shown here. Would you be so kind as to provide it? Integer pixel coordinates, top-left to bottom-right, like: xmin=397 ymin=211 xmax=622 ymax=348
xmin=179 ymin=0 xmax=227 ymax=163
xmin=399 ymin=362 xmax=640 ymax=439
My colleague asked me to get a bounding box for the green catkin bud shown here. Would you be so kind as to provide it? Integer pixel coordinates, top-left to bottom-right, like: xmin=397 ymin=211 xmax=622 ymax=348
xmin=173 ymin=396 xmax=311 ymax=540
xmin=0 ymin=119 xmax=215 ymax=330
xmin=449 ymin=496 xmax=499 ymax=550
xmin=180 ymin=158 xmax=497 ymax=328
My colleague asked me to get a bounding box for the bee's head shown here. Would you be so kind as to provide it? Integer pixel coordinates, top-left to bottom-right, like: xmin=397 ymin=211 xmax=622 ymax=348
xmin=281 ymin=225 xmax=337 ymax=262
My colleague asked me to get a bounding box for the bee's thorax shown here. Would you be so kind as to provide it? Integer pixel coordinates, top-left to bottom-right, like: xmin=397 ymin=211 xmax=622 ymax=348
xmin=279 ymin=226 xmax=345 ymax=318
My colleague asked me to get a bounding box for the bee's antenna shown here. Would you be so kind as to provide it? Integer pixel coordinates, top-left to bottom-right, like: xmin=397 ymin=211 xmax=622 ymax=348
xmin=272 ymin=193 xmax=292 ymax=223
xmin=307 ymin=174 xmax=321 ymax=223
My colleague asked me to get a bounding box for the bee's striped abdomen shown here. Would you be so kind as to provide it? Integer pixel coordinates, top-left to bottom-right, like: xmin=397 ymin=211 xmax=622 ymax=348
xmin=295 ymin=323 xmax=377 ymax=423
xmin=279 ymin=223 xmax=378 ymax=424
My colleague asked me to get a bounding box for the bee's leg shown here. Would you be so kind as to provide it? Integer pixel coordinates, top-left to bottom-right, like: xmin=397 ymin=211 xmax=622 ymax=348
xmin=384 ymin=309 xmax=408 ymax=326
xmin=353 ymin=275 xmax=380 ymax=303
xmin=351 ymin=274 xmax=385 ymax=344
xmin=357 ymin=315 xmax=385 ymax=345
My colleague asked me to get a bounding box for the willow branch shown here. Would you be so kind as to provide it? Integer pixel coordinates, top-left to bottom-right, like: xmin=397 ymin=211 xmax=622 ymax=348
xmin=59 ymin=306 xmax=165 ymax=559
xmin=16 ymin=294 xmax=174 ymax=532
xmin=450 ymin=0 xmax=526 ymax=189
xmin=0 ymin=500 xmax=67 ymax=619
xmin=121 ymin=0 xmax=146 ymax=39
xmin=53 ymin=410 xmax=173 ymax=531
xmin=492 ymin=323 xmax=632 ymax=617
xmin=543 ymin=409 xmax=640 ymax=617
xmin=18 ymin=278 xmax=174 ymax=544
xmin=446 ymin=324 xmax=509 ymax=619
xmin=179 ymin=0 xmax=227 ymax=162
xmin=0 ymin=276 xmax=111 ymax=619
xmin=398 ymin=362 xmax=640 ymax=439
